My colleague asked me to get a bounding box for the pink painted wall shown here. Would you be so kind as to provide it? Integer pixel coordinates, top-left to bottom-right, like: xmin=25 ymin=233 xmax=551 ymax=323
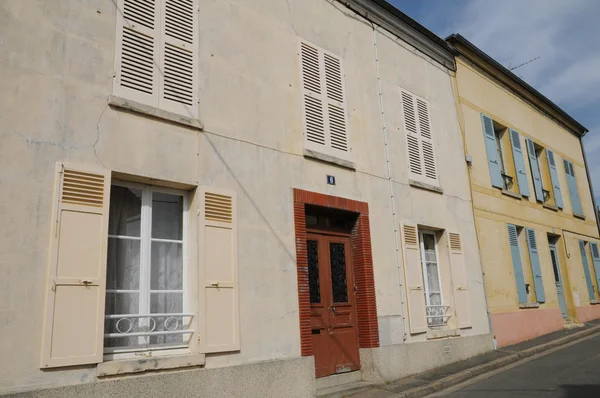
xmin=576 ymin=305 xmax=600 ymax=322
xmin=491 ymin=308 xmax=564 ymax=347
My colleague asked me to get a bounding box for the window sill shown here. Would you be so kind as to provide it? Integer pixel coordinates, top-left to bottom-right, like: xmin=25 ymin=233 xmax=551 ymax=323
xmin=519 ymin=302 xmax=540 ymax=309
xmin=426 ymin=328 xmax=460 ymax=340
xmin=109 ymin=95 xmax=203 ymax=131
xmin=97 ymin=353 xmax=205 ymax=377
xmin=303 ymin=149 xmax=356 ymax=170
xmin=409 ymin=179 xmax=443 ymax=194
xmin=501 ymin=189 xmax=522 ymax=200
xmin=543 ymin=203 xmax=559 ymax=212
xmin=574 ymin=213 xmax=586 ymax=220
xmin=591 ymin=300 xmax=600 ymax=305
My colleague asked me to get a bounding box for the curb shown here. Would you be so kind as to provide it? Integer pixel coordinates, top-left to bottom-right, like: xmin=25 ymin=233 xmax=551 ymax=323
xmin=392 ymin=324 xmax=600 ymax=398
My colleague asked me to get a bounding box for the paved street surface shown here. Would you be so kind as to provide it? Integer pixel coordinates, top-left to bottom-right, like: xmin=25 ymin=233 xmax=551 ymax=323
xmin=435 ymin=334 xmax=600 ymax=398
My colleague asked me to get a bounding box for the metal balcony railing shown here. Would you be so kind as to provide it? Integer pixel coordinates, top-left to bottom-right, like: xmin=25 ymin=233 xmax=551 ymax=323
xmin=426 ymin=305 xmax=451 ymax=327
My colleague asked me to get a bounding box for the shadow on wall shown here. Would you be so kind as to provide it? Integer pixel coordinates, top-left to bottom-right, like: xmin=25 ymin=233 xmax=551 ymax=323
xmin=561 ymin=385 xmax=600 ymax=397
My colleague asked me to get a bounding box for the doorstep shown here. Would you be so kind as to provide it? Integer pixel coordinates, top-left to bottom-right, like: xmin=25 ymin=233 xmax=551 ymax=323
xmin=316 ymin=371 xmax=374 ymax=398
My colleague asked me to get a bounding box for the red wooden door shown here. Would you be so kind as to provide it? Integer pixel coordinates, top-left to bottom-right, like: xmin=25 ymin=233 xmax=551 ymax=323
xmin=307 ymin=233 xmax=359 ymax=378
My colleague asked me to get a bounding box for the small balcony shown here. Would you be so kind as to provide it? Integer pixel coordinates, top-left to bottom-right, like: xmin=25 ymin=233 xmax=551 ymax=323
xmin=426 ymin=305 xmax=451 ymax=327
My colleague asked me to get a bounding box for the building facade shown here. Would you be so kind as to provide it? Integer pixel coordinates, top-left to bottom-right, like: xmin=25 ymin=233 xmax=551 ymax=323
xmin=0 ymin=1 xmax=495 ymax=396
xmin=448 ymin=35 xmax=600 ymax=348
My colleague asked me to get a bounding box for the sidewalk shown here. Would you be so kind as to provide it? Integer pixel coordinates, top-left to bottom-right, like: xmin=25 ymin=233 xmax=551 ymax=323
xmin=333 ymin=320 xmax=600 ymax=398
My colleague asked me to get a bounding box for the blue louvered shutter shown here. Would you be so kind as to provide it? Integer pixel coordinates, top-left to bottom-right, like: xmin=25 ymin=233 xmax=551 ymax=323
xmin=525 ymin=138 xmax=544 ymax=202
xmin=546 ymin=149 xmax=563 ymax=208
xmin=481 ymin=114 xmax=503 ymax=189
xmin=507 ymin=224 xmax=527 ymax=304
xmin=525 ymin=228 xmax=545 ymax=303
xmin=564 ymin=159 xmax=583 ymax=216
xmin=579 ymin=240 xmax=595 ymax=301
xmin=509 ymin=129 xmax=530 ymax=197
xmin=589 ymin=242 xmax=600 ymax=296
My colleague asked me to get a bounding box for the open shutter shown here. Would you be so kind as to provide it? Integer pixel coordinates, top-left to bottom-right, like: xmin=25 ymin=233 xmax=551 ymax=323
xmin=200 ymin=188 xmax=240 ymax=353
xmin=113 ymin=0 xmax=160 ymax=107
xmin=525 ymin=228 xmax=545 ymax=303
xmin=158 ymin=0 xmax=199 ymax=118
xmin=401 ymin=223 xmax=427 ymax=334
xmin=507 ymin=224 xmax=527 ymax=304
xmin=564 ymin=160 xmax=583 ymax=216
xmin=299 ymin=41 xmax=350 ymax=161
xmin=590 ymin=243 xmax=600 ymax=296
xmin=447 ymin=233 xmax=471 ymax=328
xmin=402 ymin=91 xmax=423 ymax=180
xmin=481 ymin=114 xmax=503 ymax=188
xmin=508 ymin=129 xmax=530 ymax=196
xmin=546 ymin=149 xmax=563 ymax=208
xmin=41 ymin=163 xmax=111 ymax=368
xmin=578 ymin=241 xmax=595 ymax=301
xmin=525 ymin=138 xmax=544 ymax=202
xmin=416 ymin=98 xmax=438 ymax=184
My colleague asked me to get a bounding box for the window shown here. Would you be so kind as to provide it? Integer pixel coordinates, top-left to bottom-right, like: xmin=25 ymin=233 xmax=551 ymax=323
xmin=112 ymin=0 xmax=199 ymax=118
xmin=104 ymin=182 xmax=190 ymax=356
xmin=507 ymin=224 xmax=545 ymax=305
xmin=299 ymin=40 xmax=351 ymax=163
xmin=418 ymin=231 xmax=447 ymax=327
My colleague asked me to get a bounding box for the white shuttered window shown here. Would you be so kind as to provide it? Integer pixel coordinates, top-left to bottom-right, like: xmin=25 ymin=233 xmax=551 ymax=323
xmin=113 ymin=0 xmax=199 ymax=118
xmin=299 ymin=40 xmax=351 ymax=162
xmin=401 ymin=90 xmax=438 ymax=185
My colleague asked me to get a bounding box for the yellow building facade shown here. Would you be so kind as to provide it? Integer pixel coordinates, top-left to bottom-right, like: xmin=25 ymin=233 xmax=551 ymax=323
xmin=448 ymin=35 xmax=600 ymax=347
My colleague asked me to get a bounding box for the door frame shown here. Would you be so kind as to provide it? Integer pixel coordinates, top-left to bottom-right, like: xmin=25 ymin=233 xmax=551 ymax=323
xmin=293 ymin=189 xmax=379 ymax=360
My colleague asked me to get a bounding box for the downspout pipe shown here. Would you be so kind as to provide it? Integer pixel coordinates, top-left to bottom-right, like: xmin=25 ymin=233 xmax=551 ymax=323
xmin=579 ymin=135 xmax=600 ymax=236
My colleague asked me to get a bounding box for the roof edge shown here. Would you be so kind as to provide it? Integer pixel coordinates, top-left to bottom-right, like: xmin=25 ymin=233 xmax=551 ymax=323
xmin=447 ymin=34 xmax=588 ymax=136
xmin=339 ymin=0 xmax=457 ymax=71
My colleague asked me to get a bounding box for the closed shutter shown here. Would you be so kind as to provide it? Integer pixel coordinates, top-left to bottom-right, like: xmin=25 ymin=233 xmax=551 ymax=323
xmin=525 ymin=138 xmax=544 ymax=202
xmin=480 ymin=114 xmax=503 ymax=188
xmin=158 ymin=0 xmax=199 ymax=118
xmin=447 ymin=233 xmax=471 ymax=328
xmin=546 ymin=149 xmax=563 ymax=208
xmin=41 ymin=163 xmax=111 ymax=368
xmin=564 ymin=160 xmax=583 ymax=216
xmin=401 ymin=223 xmax=427 ymax=334
xmin=402 ymin=90 xmax=438 ymax=185
xmin=589 ymin=243 xmax=600 ymax=296
xmin=525 ymin=228 xmax=545 ymax=303
xmin=200 ymin=188 xmax=240 ymax=353
xmin=508 ymin=129 xmax=530 ymax=197
xmin=299 ymin=40 xmax=350 ymax=161
xmin=113 ymin=0 xmax=160 ymax=107
xmin=578 ymin=241 xmax=595 ymax=301
xmin=507 ymin=224 xmax=527 ymax=304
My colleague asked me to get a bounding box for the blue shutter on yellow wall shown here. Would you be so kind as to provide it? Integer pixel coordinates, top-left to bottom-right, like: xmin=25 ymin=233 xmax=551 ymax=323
xmin=589 ymin=242 xmax=600 ymax=296
xmin=509 ymin=129 xmax=530 ymax=197
xmin=507 ymin=224 xmax=527 ymax=304
xmin=525 ymin=228 xmax=545 ymax=303
xmin=564 ymin=159 xmax=583 ymax=216
xmin=525 ymin=138 xmax=544 ymax=202
xmin=546 ymin=149 xmax=563 ymax=208
xmin=481 ymin=114 xmax=503 ymax=189
xmin=579 ymin=240 xmax=595 ymax=301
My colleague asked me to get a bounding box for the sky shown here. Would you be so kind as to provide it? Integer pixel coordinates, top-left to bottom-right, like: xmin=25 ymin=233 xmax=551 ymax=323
xmin=387 ymin=0 xmax=600 ymax=205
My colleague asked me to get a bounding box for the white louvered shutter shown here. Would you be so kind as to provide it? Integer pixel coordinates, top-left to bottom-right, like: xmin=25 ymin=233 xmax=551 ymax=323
xmin=199 ymin=188 xmax=240 ymax=353
xmin=447 ymin=233 xmax=471 ymax=329
xmin=41 ymin=163 xmax=111 ymax=368
xmin=401 ymin=223 xmax=428 ymax=334
xmin=299 ymin=40 xmax=351 ymax=161
xmin=113 ymin=0 xmax=160 ymax=107
xmin=158 ymin=0 xmax=199 ymax=118
xmin=401 ymin=90 xmax=438 ymax=185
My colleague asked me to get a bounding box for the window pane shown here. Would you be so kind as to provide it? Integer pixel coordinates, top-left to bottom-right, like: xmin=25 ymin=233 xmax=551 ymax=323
xmin=330 ymin=242 xmax=348 ymax=303
xmin=426 ymin=263 xmax=441 ymax=292
xmin=109 ymin=186 xmax=142 ymax=237
xmin=150 ymin=293 xmax=184 ymax=346
xmin=151 ymin=292 xmax=183 ymax=314
xmin=105 ymin=292 xmax=139 ymax=315
xmin=104 ymin=293 xmax=140 ymax=349
xmin=422 ymin=233 xmax=435 ymax=251
xmin=151 ymin=242 xmax=183 ymax=290
xmin=429 ymin=292 xmax=442 ymax=306
xmin=106 ymin=238 xmax=140 ymax=290
xmin=307 ymin=240 xmax=320 ymax=304
xmin=152 ymin=192 xmax=183 ymax=240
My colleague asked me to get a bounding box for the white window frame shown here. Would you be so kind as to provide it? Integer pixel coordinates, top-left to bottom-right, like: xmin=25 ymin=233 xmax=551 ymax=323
xmin=418 ymin=230 xmax=444 ymax=307
xmin=104 ymin=180 xmax=190 ymax=360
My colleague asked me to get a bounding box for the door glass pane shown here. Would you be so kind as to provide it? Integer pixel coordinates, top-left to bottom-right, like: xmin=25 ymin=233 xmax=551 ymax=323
xmin=330 ymin=242 xmax=348 ymax=303
xmin=107 ymin=238 xmax=141 ymax=290
xmin=152 ymin=192 xmax=183 ymax=240
xmin=307 ymin=240 xmax=320 ymax=304
xmin=109 ymin=186 xmax=142 ymax=236
xmin=550 ymin=249 xmax=560 ymax=282
xmin=151 ymin=242 xmax=183 ymax=290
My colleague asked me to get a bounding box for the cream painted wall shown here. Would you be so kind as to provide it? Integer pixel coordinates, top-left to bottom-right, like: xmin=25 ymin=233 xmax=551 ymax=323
xmin=0 ymin=0 xmax=489 ymax=394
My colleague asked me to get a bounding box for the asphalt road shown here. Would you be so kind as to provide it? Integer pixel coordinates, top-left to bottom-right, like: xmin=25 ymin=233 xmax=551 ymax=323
xmin=436 ymin=334 xmax=600 ymax=398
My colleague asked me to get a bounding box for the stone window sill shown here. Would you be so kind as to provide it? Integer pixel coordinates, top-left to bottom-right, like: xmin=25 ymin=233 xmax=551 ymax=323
xmin=543 ymin=203 xmax=559 ymax=211
xmin=519 ymin=302 xmax=540 ymax=309
xmin=426 ymin=328 xmax=460 ymax=340
xmin=109 ymin=95 xmax=203 ymax=130
xmin=409 ymin=179 xmax=443 ymax=194
xmin=574 ymin=213 xmax=586 ymax=220
xmin=591 ymin=300 xmax=600 ymax=305
xmin=303 ymin=148 xmax=356 ymax=170
xmin=97 ymin=353 xmax=205 ymax=377
xmin=501 ymin=189 xmax=522 ymax=200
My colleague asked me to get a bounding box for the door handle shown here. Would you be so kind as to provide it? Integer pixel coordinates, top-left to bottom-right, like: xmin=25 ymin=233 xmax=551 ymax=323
xmin=331 ymin=306 xmax=336 ymax=314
